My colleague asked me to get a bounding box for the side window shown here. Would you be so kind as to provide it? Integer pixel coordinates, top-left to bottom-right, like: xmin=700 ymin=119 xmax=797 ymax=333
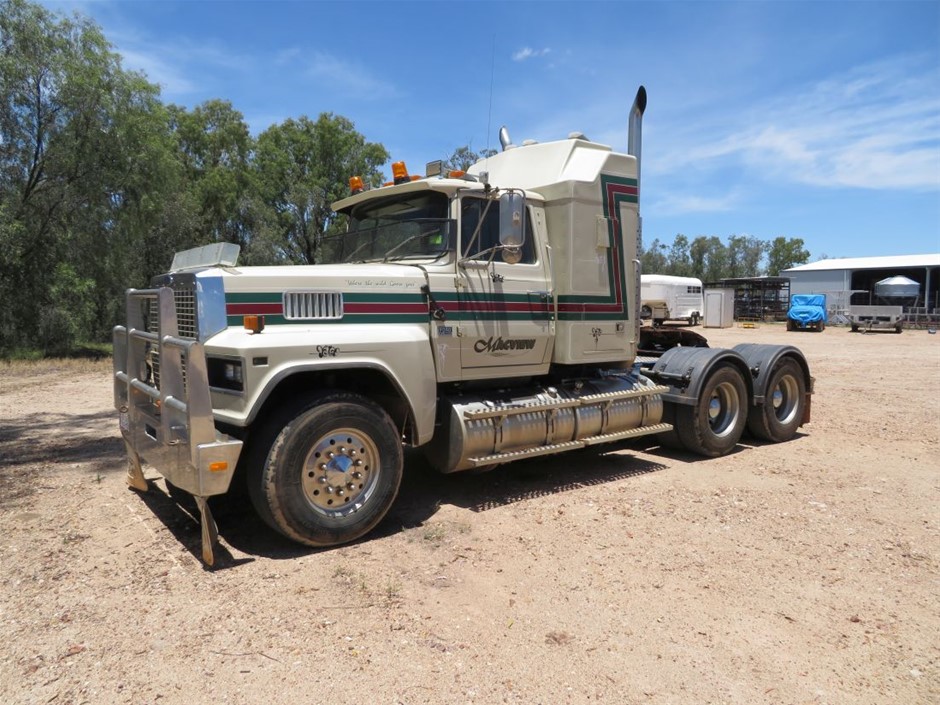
xmin=461 ymin=198 xmax=536 ymax=263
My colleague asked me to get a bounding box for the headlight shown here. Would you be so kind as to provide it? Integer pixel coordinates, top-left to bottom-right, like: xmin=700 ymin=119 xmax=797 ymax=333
xmin=207 ymin=357 xmax=244 ymax=392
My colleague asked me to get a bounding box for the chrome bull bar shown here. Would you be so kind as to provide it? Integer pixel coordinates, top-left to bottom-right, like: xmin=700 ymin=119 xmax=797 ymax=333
xmin=113 ymin=287 xmax=242 ymax=565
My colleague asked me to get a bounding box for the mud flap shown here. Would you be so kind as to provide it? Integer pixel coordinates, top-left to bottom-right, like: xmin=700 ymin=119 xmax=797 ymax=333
xmin=124 ymin=439 xmax=149 ymax=492
xmin=194 ymin=495 xmax=219 ymax=567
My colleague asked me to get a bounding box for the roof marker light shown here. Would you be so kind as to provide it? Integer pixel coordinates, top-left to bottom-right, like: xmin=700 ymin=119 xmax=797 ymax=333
xmin=392 ymin=161 xmax=409 ymax=184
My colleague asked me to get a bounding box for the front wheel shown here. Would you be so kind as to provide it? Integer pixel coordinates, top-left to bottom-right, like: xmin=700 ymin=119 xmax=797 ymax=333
xmin=746 ymin=358 xmax=806 ymax=443
xmin=675 ymin=364 xmax=748 ymax=457
xmin=250 ymin=393 xmax=403 ymax=547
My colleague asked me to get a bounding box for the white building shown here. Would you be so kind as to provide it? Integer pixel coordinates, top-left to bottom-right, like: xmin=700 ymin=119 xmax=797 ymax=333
xmin=783 ymin=254 xmax=940 ymax=316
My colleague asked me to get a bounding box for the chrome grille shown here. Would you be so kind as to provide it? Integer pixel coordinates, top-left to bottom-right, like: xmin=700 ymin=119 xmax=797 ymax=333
xmin=146 ymin=282 xmax=198 ymax=339
xmin=284 ymin=291 xmax=343 ymax=320
xmin=146 ymin=281 xmax=197 ymax=391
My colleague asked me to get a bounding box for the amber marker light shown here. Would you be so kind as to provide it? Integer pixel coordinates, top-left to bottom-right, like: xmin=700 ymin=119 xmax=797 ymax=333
xmin=448 ymin=170 xmax=466 ymax=178
xmin=243 ymin=315 xmax=265 ymax=334
xmin=349 ymin=176 xmax=364 ymax=194
xmin=392 ymin=161 xmax=409 ymax=184
xmin=209 ymin=461 xmax=229 ymax=472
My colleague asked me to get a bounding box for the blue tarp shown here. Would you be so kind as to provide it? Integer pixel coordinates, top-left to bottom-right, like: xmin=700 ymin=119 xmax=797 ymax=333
xmin=788 ymin=294 xmax=827 ymax=324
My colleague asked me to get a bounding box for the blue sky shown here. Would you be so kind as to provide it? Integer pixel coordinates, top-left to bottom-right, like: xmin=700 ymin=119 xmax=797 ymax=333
xmin=45 ymin=0 xmax=940 ymax=261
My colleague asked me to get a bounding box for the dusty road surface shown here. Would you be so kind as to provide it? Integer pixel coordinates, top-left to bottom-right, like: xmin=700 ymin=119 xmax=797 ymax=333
xmin=1 ymin=324 xmax=938 ymax=705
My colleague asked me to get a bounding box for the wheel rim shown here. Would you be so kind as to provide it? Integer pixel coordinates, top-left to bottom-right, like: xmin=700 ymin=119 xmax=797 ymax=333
xmin=706 ymin=381 xmax=741 ymax=438
xmin=771 ymin=374 xmax=800 ymax=425
xmin=301 ymin=428 xmax=380 ymax=518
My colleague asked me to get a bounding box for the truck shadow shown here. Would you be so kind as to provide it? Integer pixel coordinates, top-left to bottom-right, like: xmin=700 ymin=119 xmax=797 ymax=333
xmin=132 ymin=444 xmax=669 ymax=568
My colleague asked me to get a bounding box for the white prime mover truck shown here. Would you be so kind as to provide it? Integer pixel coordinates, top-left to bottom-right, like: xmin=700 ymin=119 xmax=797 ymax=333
xmin=114 ymin=87 xmax=813 ymax=564
xmin=640 ymin=274 xmax=704 ymax=326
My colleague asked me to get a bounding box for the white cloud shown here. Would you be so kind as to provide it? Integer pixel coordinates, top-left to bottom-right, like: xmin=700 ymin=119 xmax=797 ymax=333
xmin=304 ymin=52 xmax=396 ymax=100
xmin=117 ymin=46 xmax=198 ymax=95
xmin=655 ymin=55 xmax=940 ymax=192
xmin=649 ymin=191 xmax=741 ymax=217
xmin=512 ymin=47 xmax=551 ymax=62
xmin=106 ymin=27 xmax=252 ymax=100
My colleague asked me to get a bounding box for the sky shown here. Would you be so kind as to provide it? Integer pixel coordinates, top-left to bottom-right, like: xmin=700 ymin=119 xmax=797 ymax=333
xmin=42 ymin=0 xmax=940 ymax=261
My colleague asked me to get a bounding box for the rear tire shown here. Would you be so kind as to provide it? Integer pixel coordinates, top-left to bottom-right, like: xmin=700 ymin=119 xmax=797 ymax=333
xmin=675 ymin=364 xmax=748 ymax=457
xmin=248 ymin=392 xmax=403 ymax=547
xmin=746 ymin=358 xmax=806 ymax=443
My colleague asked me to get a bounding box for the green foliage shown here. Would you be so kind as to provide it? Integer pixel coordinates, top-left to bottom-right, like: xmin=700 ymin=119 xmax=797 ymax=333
xmin=641 ymin=233 xmax=810 ymax=281
xmin=0 ymin=0 xmax=391 ymax=354
xmin=0 ymin=0 xmax=184 ymax=352
xmin=766 ymin=236 xmax=811 ymax=275
xmin=253 ymin=114 xmax=388 ymax=264
xmin=443 ymin=145 xmax=497 ymax=172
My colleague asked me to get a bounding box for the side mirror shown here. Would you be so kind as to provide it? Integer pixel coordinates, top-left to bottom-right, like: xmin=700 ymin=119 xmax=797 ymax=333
xmin=499 ymin=191 xmax=525 ymax=250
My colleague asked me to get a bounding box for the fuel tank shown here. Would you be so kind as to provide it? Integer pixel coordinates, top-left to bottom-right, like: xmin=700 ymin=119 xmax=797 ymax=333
xmin=424 ymin=372 xmax=666 ymax=473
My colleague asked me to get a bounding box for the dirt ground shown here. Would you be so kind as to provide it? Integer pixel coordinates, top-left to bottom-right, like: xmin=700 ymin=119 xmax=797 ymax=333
xmin=1 ymin=323 xmax=938 ymax=705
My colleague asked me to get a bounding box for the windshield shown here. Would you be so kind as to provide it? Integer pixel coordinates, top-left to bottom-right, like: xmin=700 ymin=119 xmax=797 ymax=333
xmin=320 ymin=191 xmax=454 ymax=264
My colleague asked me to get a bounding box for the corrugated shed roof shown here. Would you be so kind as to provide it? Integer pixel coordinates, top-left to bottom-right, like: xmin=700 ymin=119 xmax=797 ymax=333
xmin=784 ymin=253 xmax=940 ymax=273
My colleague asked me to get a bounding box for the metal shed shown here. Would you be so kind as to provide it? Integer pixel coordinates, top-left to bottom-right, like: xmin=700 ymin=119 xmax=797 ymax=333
xmin=784 ymin=254 xmax=940 ymax=316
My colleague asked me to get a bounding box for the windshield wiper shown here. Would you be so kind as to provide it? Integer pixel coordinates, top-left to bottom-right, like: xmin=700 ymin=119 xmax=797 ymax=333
xmin=382 ymin=232 xmax=443 ymax=262
xmin=341 ymin=238 xmax=375 ymax=263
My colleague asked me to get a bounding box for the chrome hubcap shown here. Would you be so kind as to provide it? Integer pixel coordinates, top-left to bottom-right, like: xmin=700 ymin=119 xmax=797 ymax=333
xmin=772 ymin=375 xmax=799 ymax=424
xmin=301 ymin=429 xmax=379 ymax=517
xmin=706 ymin=381 xmax=740 ymax=438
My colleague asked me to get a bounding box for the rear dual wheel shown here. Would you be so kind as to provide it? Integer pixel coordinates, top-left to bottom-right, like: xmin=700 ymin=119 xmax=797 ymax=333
xmin=674 ymin=364 xmax=748 ymax=457
xmin=747 ymin=358 xmax=805 ymax=443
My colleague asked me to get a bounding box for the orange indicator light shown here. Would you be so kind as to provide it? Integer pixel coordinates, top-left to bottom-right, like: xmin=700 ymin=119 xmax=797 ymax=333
xmin=392 ymin=161 xmax=409 ymax=184
xmin=243 ymin=315 xmax=265 ymax=334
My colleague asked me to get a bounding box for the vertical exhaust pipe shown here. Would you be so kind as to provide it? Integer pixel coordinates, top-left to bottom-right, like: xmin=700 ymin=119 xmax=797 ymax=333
xmin=627 ymin=85 xmax=647 ymax=196
xmin=628 ymin=86 xmax=647 ymax=346
xmin=499 ymin=126 xmax=513 ymax=151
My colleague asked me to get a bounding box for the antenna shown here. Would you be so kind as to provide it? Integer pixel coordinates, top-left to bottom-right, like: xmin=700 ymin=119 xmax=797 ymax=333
xmin=483 ymin=34 xmax=496 ymax=183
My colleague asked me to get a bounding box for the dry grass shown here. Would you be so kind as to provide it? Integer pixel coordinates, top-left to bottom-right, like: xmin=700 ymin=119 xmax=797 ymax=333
xmin=0 ymin=357 xmax=112 ymax=395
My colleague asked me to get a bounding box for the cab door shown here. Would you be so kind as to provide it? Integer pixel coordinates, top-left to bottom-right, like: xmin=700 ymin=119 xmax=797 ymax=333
xmin=456 ymin=195 xmax=553 ymax=378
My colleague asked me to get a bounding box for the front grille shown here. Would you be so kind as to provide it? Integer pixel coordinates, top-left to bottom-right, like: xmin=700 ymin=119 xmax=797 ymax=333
xmin=146 ymin=281 xmax=197 ymax=391
xmin=147 ymin=282 xmax=198 ymax=340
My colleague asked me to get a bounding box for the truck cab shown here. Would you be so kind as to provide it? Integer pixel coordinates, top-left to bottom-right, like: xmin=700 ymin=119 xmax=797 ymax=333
xmin=114 ymin=87 xmax=814 ymax=564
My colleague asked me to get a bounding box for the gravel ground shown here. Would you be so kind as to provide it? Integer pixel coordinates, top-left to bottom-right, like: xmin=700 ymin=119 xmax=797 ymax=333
xmin=1 ymin=323 xmax=938 ymax=705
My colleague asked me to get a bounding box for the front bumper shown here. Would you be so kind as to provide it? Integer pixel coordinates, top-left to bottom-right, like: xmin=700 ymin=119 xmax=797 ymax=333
xmin=113 ymin=287 xmax=242 ymax=497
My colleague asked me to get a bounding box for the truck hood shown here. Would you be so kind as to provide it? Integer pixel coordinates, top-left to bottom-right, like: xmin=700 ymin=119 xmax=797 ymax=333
xmin=219 ymin=262 xmax=428 ymax=294
xmin=212 ymin=262 xmax=431 ymax=327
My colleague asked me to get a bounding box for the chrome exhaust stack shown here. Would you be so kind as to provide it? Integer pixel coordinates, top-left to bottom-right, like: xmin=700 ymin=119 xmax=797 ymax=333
xmin=628 ymin=85 xmax=647 ymax=195
xmin=499 ymin=126 xmax=513 ymax=151
xmin=628 ymin=86 xmax=648 ymax=343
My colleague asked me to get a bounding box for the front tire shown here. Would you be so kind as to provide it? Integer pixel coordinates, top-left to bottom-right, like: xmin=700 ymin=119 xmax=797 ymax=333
xmin=675 ymin=364 xmax=748 ymax=457
xmin=250 ymin=393 xmax=403 ymax=547
xmin=746 ymin=358 xmax=806 ymax=443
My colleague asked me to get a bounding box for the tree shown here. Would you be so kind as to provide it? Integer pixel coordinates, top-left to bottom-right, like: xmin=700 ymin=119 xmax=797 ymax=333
xmin=0 ymin=0 xmax=178 ymax=350
xmin=667 ymin=234 xmax=692 ymax=277
xmin=766 ymin=237 xmax=810 ymax=275
xmin=639 ymin=238 xmax=668 ymax=275
xmin=726 ymin=235 xmax=766 ymax=278
xmin=170 ymin=100 xmax=255 ymax=250
xmin=443 ymin=145 xmax=497 ymax=172
xmin=689 ymin=236 xmax=728 ymax=283
xmin=253 ymin=114 xmax=388 ymax=264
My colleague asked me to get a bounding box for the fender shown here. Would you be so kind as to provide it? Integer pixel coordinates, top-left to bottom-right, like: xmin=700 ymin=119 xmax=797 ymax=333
xmin=647 ymin=346 xmax=753 ymax=406
xmin=205 ymin=324 xmax=438 ymax=444
xmin=732 ymin=343 xmax=814 ymax=406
